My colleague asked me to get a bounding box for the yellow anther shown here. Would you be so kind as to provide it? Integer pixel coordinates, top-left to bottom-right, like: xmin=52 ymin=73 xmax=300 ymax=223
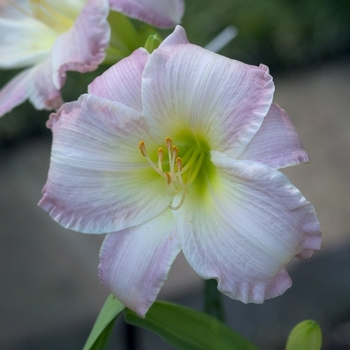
xmin=176 ymin=157 xmax=183 ymax=171
xmin=139 ymin=141 xmax=147 ymax=156
xmin=165 ymin=172 xmax=171 ymax=185
xmin=165 ymin=137 xmax=173 ymax=150
xmin=172 ymin=146 xmax=179 ymax=160
xmin=157 ymin=148 xmax=164 ymax=161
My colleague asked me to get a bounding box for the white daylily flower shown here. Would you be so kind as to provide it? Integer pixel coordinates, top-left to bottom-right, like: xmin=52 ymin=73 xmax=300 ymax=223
xmin=39 ymin=26 xmax=321 ymax=317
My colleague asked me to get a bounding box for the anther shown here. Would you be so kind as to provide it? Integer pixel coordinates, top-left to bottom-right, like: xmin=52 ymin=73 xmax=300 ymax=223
xmin=157 ymin=148 xmax=164 ymax=171
xmin=165 ymin=172 xmax=171 ymax=185
xmin=176 ymin=157 xmax=182 ymax=171
xmin=139 ymin=141 xmax=147 ymax=156
xmin=165 ymin=137 xmax=172 ymax=151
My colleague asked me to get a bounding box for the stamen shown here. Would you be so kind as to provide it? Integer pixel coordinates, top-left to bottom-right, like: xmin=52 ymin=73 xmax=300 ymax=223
xmin=139 ymin=137 xmax=205 ymax=211
xmin=157 ymin=148 xmax=164 ymax=171
xmin=139 ymin=141 xmax=164 ymax=177
xmin=164 ymin=172 xmax=171 ymax=185
xmin=139 ymin=141 xmax=147 ymax=156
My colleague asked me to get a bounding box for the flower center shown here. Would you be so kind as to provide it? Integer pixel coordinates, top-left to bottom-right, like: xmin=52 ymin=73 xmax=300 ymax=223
xmin=139 ymin=137 xmax=205 ymax=210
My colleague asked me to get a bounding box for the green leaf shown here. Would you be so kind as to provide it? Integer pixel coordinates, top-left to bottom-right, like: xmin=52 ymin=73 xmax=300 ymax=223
xmin=204 ymin=279 xmax=225 ymax=322
xmin=286 ymin=320 xmax=322 ymax=350
xmin=83 ymin=294 xmax=125 ymax=350
xmin=124 ymin=301 xmax=257 ymax=350
xmin=103 ymin=11 xmax=142 ymax=64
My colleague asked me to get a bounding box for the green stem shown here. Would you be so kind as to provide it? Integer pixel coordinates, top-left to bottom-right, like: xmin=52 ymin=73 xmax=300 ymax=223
xmin=204 ymin=279 xmax=225 ymax=322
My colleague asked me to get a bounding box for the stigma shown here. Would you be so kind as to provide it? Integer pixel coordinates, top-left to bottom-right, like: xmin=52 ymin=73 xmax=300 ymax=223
xmin=139 ymin=137 xmax=204 ymax=210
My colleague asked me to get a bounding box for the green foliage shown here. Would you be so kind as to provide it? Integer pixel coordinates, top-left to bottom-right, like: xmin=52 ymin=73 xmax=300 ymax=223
xmin=286 ymin=320 xmax=322 ymax=350
xmin=125 ymin=300 xmax=258 ymax=350
xmin=182 ymin=0 xmax=350 ymax=70
xmin=83 ymin=294 xmax=124 ymax=350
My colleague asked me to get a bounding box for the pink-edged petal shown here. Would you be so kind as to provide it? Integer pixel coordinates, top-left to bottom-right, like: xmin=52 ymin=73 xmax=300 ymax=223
xmin=0 ymin=68 xmax=31 ymax=117
xmin=158 ymin=24 xmax=189 ymax=47
xmin=51 ymin=0 xmax=110 ymax=89
xmin=99 ymin=209 xmax=180 ymax=317
xmin=39 ymin=94 xmax=170 ymax=234
xmin=109 ymin=0 xmax=184 ymax=28
xmin=239 ymin=103 xmax=309 ymax=168
xmin=142 ymin=26 xmax=274 ymax=156
xmin=88 ymin=48 xmax=149 ymax=111
xmin=28 ymin=58 xmax=64 ymax=110
xmin=175 ymin=152 xmax=321 ymax=303
xmin=0 ymin=59 xmax=63 ymax=118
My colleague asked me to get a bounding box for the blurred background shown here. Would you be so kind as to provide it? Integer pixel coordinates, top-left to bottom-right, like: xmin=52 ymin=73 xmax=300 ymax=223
xmin=1 ymin=0 xmax=350 ymax=349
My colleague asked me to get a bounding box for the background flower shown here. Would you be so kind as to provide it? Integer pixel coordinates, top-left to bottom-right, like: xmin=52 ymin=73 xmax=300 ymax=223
xmin=0 ymin=0 xmax=184 ymax=118
xmin=39 ymin=26 xmax=321 ymax=317
xmin=0 ymin=0 xmax=110 ymax=117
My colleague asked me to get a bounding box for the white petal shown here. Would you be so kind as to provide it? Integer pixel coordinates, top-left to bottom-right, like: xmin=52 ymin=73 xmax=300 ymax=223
xmin=99 ymin=209 xmax=180 ymax=316
xmin=142 ymin=29 xmax=274 ymax=156
xmin=88 ymin=48 xmax=149 ymax=111
xmin=27 ymin=58 xmax=64 ymax=110
xmin=239 ymin=103 xmax=309 ymax=168
xmin=0 ymin=68 xmax=31 ymax=117
xmin=175 ymin=152 xmax=321 ymax=303
xmin=39 ymin=94 xmax=170 ymax=233
xmin=51 ymin=0 xmax=110 ymax=89
xmin=0 ymin=17 xmax=54 ymax=68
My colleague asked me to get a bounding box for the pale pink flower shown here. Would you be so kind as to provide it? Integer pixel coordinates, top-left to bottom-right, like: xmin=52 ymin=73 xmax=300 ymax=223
xmin=39 ymin=26 xmax=321 ymax=317
xmin=0 ymin=0 xmax=110 ymax=117
xmin=0 ymin=0 xmax=184 ymax=118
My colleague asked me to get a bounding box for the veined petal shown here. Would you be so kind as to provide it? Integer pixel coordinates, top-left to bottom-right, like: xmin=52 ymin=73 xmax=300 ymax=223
xmin=0 ymin=68 xmax=31 ymax=117
xmin=142 ymin=26 xmax=274 ymax=156
xmin=28 ymin=58 xmax=64 ymax=110
xmin=0 ymin=17 xmax=55 ymax=68
xmin=158 ymin=24 xmax=189 ymax=47
xmin=42 ymin=0 xmax=85 ymax=20
xmin=88 ymin=48 xmax=149 ymax=111
xmin=51 ymin=0 xmax=110 ymax=89
xmin=99 ymin=209 xmax=180 ymax=317
xmin=0 ymin=59 xmax=63 ymax=118
xmin=239 ymin=103 xmax=309 ymax=168
xmin=39 ymin=94 xmax=170 ymax=233
xmin=176 ymin=151 xmax=321 ymax=303
xmin=108 ymin=0 xmax=184 ymax=28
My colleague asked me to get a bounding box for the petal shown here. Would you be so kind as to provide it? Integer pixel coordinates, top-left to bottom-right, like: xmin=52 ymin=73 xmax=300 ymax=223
xmin=28 ymin=58 xmax=64 ymax=110
xmin=0 ymin=59 xmax=63 ymax=118
xmin=0 ymin=68 xmax=31 ymax=117
xmin=51 ymin=0 xmax=110 ymax=89
xmin=108 ymin=0 xmax=184 ymax=28
xmin=0 ymin=17 xmax=54 ymax=68
xmin=142 ymin=27 xmax=274 ymax=156
xmin=88 ymin=48 xmax=149 ymax=111
xmin=158 ymin=24 xmax=189 ymax=47
xmin=175 ymin=152 xmax=321 ymax=303
xmin=99 ymin=209 xmax=180 ymax=317
xmin=39 ymin=94 xmax=171 ymax=234
xmin=239 ymin=103 xmax=309 ymax=168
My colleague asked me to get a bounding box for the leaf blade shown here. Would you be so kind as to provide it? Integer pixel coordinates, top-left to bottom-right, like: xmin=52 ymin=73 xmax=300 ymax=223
xmin=124 ymin=300 xmax=257 ymax=350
